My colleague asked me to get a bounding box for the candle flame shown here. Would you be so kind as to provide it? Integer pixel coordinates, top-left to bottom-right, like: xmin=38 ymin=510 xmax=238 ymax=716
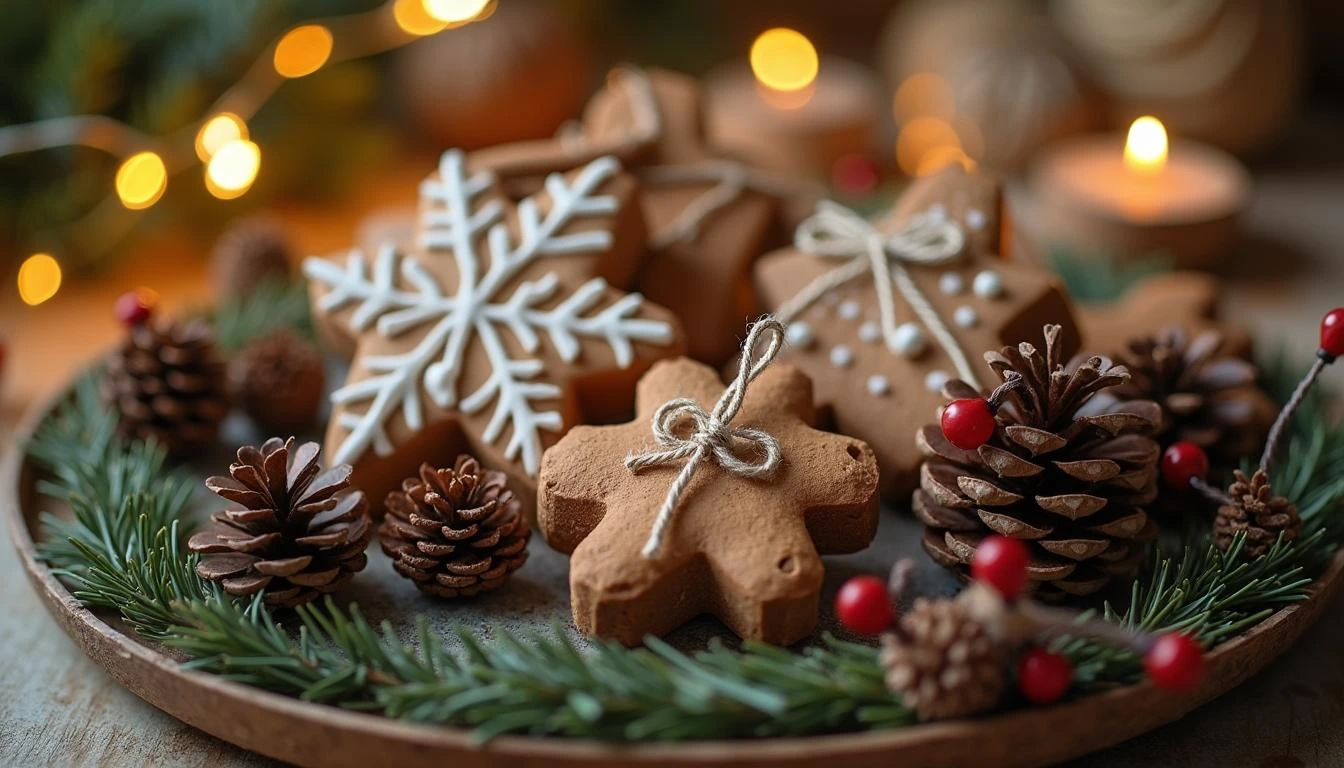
xmin=1124 ymin=116 xmax=1168 ymax=174
xmin=750 ymin=28 xmax=818 ymax=93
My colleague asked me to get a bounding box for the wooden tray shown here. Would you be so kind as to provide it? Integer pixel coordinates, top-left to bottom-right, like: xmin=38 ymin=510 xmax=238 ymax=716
xmin=7 ymin=376 xmax=1344 ymax=768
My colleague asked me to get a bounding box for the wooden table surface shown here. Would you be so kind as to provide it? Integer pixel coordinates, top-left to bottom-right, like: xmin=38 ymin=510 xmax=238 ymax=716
xmin=4 ymin=122 xmax=1344 ymax=766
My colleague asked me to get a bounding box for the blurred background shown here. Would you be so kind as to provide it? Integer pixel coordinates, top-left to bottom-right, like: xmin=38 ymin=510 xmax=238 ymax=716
xmin=2 ymin=0 xmax=1344 ymax=413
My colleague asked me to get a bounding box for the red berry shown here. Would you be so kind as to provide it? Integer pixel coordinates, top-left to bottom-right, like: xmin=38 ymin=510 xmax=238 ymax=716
xmin=941 ymin=398 xmax=996 ymax=450
xmin=1017 ymin=647 xmax=1073 ymax=704
xmin=114 ymin=290 xmax=154 ymax=327
xmin=1161 ymin=441 xmax=1209 ymax=490
xmin=1145 ymin=633 xmax=1205 ymax=691
xmin=834 ymin=575 xmax=894 ymax=634
xmin=1320 ymin=308 xmax=1344 ymax=359
xmin=971 ymin=535 xmax=1030 ymax=600
xmin=831 ymin=153 xmax=880 ymax=197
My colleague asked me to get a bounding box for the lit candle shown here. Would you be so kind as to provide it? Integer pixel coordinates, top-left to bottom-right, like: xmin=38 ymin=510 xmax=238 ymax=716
xmin=1028 ymin=116 xmax=1251 ymax=269
xmin=705 ymin=28 xmax=881 ymax=176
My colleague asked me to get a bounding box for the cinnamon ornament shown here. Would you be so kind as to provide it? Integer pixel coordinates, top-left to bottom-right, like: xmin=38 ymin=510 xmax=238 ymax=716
xmin=754 ymin=166 xmax=1079 ymax=498
xmin=538 ymin=318 xmax=879 ymax=646
xmin=471 ymin=66 xmax=821 ymax=366
xmin=304 ymin=151 xmax=683 ymax=512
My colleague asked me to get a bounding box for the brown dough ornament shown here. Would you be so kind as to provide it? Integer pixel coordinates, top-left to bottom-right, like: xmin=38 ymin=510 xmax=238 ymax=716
xmin=754 ymin=167 xmax=1079 ymax=498
xmin=538 ymin=319 xmax=879 ymax=646
xmin=303 ymin=150 xmax=684 ymax=512
xmin=1077 ymin=271 xmax=1251 ymax=360
xmin=471 ymin=67 xmax=820 ymax=366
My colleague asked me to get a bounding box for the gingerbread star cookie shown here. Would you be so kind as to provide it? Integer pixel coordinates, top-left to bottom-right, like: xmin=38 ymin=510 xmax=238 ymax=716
xmin=303 ymin=151 xmax=685 ymax=511
xmin=538 ymin=320 xmax=879 ymax=646
xmin=754 ymin=166 xmax=1080 ymax=499
xmin=472 ymin=66 xmax=819 ymax=366
xmin=1078 ymin=271 xmax=1251 ymax=359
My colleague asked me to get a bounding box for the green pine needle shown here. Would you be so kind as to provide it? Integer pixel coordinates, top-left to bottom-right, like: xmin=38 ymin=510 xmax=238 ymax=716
xmin=210 ymin=277 xmax=314 ymax=352
xmin=24 ymin=346 xmax=1344 ymax=741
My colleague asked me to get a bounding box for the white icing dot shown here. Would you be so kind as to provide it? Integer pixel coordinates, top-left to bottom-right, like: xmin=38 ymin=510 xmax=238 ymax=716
xmin=858 ymin=321 xmax=881 ymax=343
xmin=892 ymin=322 xmax=926 ymax=358
xmin=966 ymin=208 xmax=987 ymax=231
xmin=925 ymin=370 xmax=951 ymax=393
xmin=830 ymin=344 xmax=855 ymax=368
xmin=866 ymin=374 xmax=891 ymax=396
xmin=785 ymin=321 xmax=814 ymax=348
xmin=939 ymin=272 xmax=964 ymax=296
xmin=837 ymin=299 xmax=861 ymax=320
xmin=973 ymin=269 xmax=1005 ymax=299
xmin=954 ymin=305 xmax=979 ymax=328
xmin=927 ymin=203 xmax=947 ymax=221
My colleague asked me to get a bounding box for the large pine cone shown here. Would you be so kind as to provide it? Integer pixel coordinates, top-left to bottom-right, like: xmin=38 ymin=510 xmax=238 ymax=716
xmin=211 ymin=216 xmax=293 ymax=300
xmin=1214 ymin=469 xmax=1301 ymax=558
xmin=230 ymin=328 xmax=325 ymax=435
xmin=880 ymin=596 xmax=1006 ymax=721
xmin=380 ymin=457 xmax=530 ymax=599
xmin=917 ymin=325 xmax=1163 ymax=600
xmin=101 ymin=321 xmax=230 ymax=458
xmin=1107 ymin=328 xmax=1274 ymax=465
xmin=189 ymin=438 xmax=372 ymax=607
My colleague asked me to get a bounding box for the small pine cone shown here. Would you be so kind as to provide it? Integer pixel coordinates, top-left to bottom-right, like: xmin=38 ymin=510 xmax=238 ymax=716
xmin=1108 ymin=328 xmax=1275 ymax=465
xmin=1214 ymin=469 xmax=1301 ymax=558
xmin=189 ymin=438 xmax=372 ymax=607
xmin=380 ymin=457 xmax=529 ymax=599
xmin=212 ymin=216 xmax=293 ymax=299
xmin=101 ymin=320 xmax=230 ymax=458
xmin=880 ymin=596 xmax=1006 ymax=721
xmin=917 ymin=325 xmax=1163 ymax=600
xmin=231 ymin=329 xmax=325 ymax=435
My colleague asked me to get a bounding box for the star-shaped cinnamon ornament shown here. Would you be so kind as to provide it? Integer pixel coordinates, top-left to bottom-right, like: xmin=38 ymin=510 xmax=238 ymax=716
xmin=304 ymin=151 xmax=684 ymax=512
xmin=538 ymin=327 xmax=879 ymax=646
xmin=754 ymin=166 xmax=1080 ymax=499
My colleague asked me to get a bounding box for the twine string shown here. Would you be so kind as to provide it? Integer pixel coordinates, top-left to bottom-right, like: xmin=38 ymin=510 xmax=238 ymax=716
xmin=1259 ymin=356 xmax=1329 ymax=475
xmin=627 ymin=318 xmax=786 ymax=557
xmin=776 ymin=201 xmax=979 ymax=389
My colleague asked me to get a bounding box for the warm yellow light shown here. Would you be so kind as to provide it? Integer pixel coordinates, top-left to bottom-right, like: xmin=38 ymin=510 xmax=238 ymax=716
xmin=194 ymin=113 xmax=248 ymax=162
xmin=1124 ymin=116 xmax=1168 ymax=174
xmin=394 ymin=0 xmax=449 ymax=34
xmin=423 ymin=0 xmax=490 ymax=23
xmin=114 ymin=151 xmax=167 ymax=210
xmin=749 ymin=28 xmax=819 ymax=92
xmin=273 ymin=24 xmax=333 ymax=78
xmin=17 ymin=253 xmax=62 ymax=306
xmin=896 ymin=117 xmax=961 ymax=177
xmin=915 ymin=145 xmax=975 ymax=176
xmin=893 ymin=72 xmax=955 ymax=123
xmin=205 ymin=140 xmax=261 ymax=199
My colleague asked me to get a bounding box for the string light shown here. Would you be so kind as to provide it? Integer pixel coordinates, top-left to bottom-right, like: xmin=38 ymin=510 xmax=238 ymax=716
xmin=194 ymin=113 xmax=248 ymax=162
xmin=424 ymin=0 xmax=490 ymax=23
xmin=206 ymin=140 xmax=261 ymax=199
xmin=393 ymin=0 xmax=449 ymax=35
xmin=114 ymin=151 xmax=168 ymax=210
xmin=17 ymin=253 xmax=62 ymax=306
xmin=274 ymin=24 xmax=335 ymax=78
xmin=750 ymin=28 xmax=819 ymax=93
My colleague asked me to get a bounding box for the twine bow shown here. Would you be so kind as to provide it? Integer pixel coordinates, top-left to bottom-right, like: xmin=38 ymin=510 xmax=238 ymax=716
xmin=627 ymin=317 xmax=786 ymax=557
xmin=776 ymin=200 xmax=980 ymax=389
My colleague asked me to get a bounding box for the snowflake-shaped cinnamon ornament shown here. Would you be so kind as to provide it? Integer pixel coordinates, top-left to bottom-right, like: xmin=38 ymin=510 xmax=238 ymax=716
xmin=304 ymin=151 xmax=683 ymax=507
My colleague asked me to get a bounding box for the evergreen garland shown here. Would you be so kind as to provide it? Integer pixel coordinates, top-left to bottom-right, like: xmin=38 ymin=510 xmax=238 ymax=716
xmin=25 ymin=351 xmax=1344 ymax=741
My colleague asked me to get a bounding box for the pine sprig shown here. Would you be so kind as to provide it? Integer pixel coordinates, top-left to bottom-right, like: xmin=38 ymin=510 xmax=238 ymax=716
xmin=24 ymin=347 xmax=1344 ymax=741
xmin=210 ymin=277 xmax=314 ymax=352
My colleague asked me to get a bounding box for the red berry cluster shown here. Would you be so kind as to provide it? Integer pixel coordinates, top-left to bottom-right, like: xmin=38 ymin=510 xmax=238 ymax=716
xmin=115 ymin=290 xmax=155 ymax=327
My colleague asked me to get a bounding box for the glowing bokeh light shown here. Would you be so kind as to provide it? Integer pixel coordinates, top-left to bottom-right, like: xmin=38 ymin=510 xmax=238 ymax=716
xmin=896 ymin=117 xmax=961 ymax=177
xmin=205 ymin=140 xmax=261 ymax=199
xmin=114 ymin=151 xmax=168 ymax=210
xmin=750 ymin=28 xmax=819 ymax=92
xmin=424 ymin=0 xmax=490 ymax=23
xmin=394 ymin=0 xmax=449 ymax=34
xmin=274 ymin=24 xmax=334 ymax=78
xmin=18 ymin=253 xmax=62 ymax=306
xmin=893 ymin=72 xmax=955 ymax=123
xmin=194 ymin=113 xmax=248 ymax=162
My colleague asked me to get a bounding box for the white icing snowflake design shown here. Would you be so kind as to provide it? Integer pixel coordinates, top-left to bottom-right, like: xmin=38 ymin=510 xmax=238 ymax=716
xmin=303 ymin=150 xmax=674 ymax=476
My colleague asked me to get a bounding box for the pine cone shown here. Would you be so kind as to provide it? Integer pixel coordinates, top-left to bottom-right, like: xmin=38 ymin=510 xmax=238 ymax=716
xmin=916 ymin=325 xmax=1163 ymax=600
xmin=189 ymin=438 xmax=372 ymax=607
xmin=231 ymin=329 xmax=325 ymax=435
xmin=1107 ymin=328 xmax=1274 ymax=465
xmin=212 ymin=216 xmax=293 ymax=299
xmin=379 ymin=457 xmax=529 ymax=599
xmin=101 ymin=321 xmax=230 ymax=458
xmin=1214 ymin=469 xmax=1301 ymax=558
xmin=880 ymin=596 xmax=1006 ymax=721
